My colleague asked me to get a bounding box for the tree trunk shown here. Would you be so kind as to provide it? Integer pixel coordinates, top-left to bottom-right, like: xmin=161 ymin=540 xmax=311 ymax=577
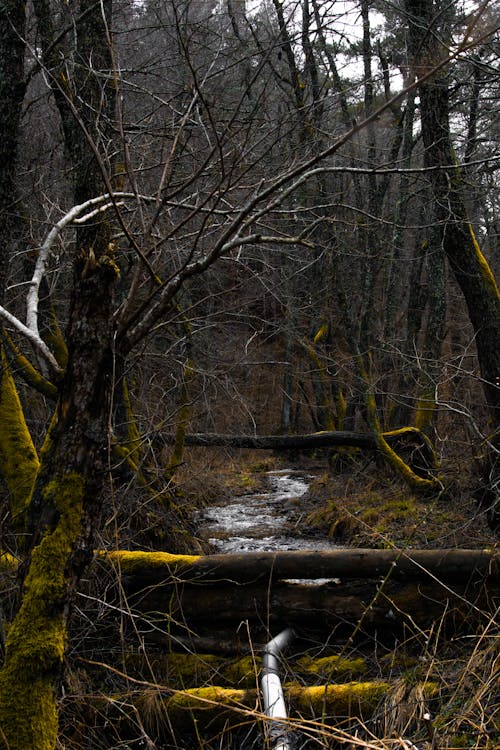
xmin=0 ymin=0 xmax=27 ymax=303
xmin=0 ymin=3 xmax=119 ymax=748
xmin=404 ymin=0 xmax=500 ymax=521
xmin=158 ymin=428 xmax=437 ymax=475
xmin=0 ymin=259 xmax=118 ymax=750
xmin=417 ymin=93 xmax=500 ymax=421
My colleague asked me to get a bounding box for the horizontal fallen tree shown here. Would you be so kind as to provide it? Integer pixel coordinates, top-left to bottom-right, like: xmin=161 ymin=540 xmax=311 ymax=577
xmin=84 ymin=680 xmax=439 ymax=735
xmin=159 ymin=428 xmax=428 ymax=451
xmin=119 ymin=578 xmax=497 ymax=634
xmin=120 ymin=651 xmax=368 ymax=691
xmin=105 ymin=548 xmax=499 ymax=585
xmin=96 ymin=549 xmax=499 ymax=635
xmin=159 ymin=428 xmax=437 ymax=466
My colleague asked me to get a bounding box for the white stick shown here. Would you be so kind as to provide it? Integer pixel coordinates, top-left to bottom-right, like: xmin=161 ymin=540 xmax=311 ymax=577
xmin=26 ymin=192 xmax=153 ymax=338
xmin=0 ymin=304 xmax=61 ymax=372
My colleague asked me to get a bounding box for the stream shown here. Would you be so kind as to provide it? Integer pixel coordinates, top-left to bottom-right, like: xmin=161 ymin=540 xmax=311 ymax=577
xmin=197 ymin=469 xmax=339 ymax=554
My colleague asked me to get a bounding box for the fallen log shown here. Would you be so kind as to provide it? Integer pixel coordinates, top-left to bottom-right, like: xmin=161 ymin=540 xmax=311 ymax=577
xmin=121 ymin=652 xmax=368 ymax=690
xmin=105 ymin=548 xmax=499 ymax=586
xmin=123 ymin=679 xmax=438 ymax=733
xmin=159 ymin=429 xmax=422 ymax=451
xmin=164 ymin=430 xmax=381 ymax=450
xmin=124 ymin=578 xmax=496 ymax=634
xmin=91 ymin=549 xmax=499 ymax=637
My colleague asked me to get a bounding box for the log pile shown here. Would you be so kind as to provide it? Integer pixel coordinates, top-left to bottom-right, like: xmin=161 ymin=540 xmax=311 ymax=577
xmin=98 ymin=548 xmax=499 ymax=638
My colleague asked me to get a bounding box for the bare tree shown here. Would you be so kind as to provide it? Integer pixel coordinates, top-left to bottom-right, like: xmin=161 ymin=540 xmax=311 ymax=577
xmin=0 ymin=1 xmax=498 ymax=747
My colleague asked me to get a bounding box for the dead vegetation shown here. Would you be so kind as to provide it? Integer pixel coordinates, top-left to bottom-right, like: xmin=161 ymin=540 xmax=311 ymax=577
xmin=43 ymin=451 xmax=498 ymax=750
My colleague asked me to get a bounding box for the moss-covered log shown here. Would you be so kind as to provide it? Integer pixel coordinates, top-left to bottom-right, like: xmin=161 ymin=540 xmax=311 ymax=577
xmin=115 ymin=680 xmax=438 ymax=734
xmin=121 ymin=651 xmax=367 ymax=690
xmin=99 ymin=549 xmax=498 ymax=636
xmin=107 ymin=548 xmax=499 ymax=586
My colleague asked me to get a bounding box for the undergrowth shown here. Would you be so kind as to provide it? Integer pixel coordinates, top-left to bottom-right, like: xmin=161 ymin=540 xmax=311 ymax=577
xmin=1 ymin=449 xmax=497 ymax=749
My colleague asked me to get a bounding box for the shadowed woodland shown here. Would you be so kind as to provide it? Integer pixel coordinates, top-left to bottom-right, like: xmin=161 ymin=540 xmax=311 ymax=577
xmin=0 ymin=1 xmax=498 ymax=748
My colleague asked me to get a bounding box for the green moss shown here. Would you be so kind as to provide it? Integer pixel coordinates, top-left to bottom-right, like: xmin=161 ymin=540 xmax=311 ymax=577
xmin=0 ymin=551 xmax=18 ymax=573
xmin=106 ymin=550 xmax=200 ymax=574
xmin=167 ymin=685 xmax=246 ymax=710
xmin=135 ymin=686 xmax=254 ymax=732
xmin=0 ymin=349 xmax=40 ymax=527
xmin=98 ymin=253 xmax=121 ymax=278
xmin=306 ymin=499 xmax=360 ymax=541
xmin=468 ymin=223 xmax=500 ymax=301
xmin=296 ymin=655 xmax=367 ymax=679
xmin=2 ymin=331 xmax=58 ymax=398
xmin=287 ymin=680 xmax=391 ymax=716
xmin=223 ymin=656 xmax=259 ymax=687
xmin=356 ymin=356 xmax=441 ymax=493
xmin=0 ymin=472 xmax=85 ymax=750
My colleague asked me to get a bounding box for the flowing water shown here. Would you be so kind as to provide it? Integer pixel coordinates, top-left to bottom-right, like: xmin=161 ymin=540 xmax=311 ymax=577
xmin=197 ymin=469 xmax=339 ymax=554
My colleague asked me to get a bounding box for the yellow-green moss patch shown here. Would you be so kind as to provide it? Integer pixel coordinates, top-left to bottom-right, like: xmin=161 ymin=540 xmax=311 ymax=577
xmin=0 ymin=349 xmax=40 ymax=527
xmin=105 ymin=550 xmax=200 ymax=574
xmin=296 ymin=655 xmax=367 ymax=679
xmin=286 ymin=680 xmax=390 ymax=717
xmin=0 ymin=551 xmax=18 ymax=573
xmin=0 ymin=472 xmax=85 ymax=750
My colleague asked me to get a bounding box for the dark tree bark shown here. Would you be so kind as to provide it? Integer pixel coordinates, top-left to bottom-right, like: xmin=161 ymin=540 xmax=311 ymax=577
xmin=404 ymin=0 xmax=500 ymax=522
xmin=106 ymin=548 xmax=499 ymax=634
xmin=110 ymin=547 xmax=500 ymax=585
xmin=0 ymin=0 xmax=27 ymax=302
xmin=0 ymin=3 xmax=119 ymax=748
xmin=405 ymin=0 xmax=500 ymax=426
xmin=159 ymin=427 xmax=438 ymax=476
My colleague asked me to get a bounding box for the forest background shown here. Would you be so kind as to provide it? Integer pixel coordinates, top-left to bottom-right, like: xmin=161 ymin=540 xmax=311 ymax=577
xmin=0 ymin=1 xmax=498 ymax=749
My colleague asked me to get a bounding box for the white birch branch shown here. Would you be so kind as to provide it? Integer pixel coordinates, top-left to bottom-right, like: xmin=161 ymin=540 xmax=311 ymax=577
xmin=0 ymin=305 xmax=62 ymax=372
xmin=26 ymin=192 xmax=154 ymax=339
xmin=0 ymin=192 xmax=153 ymax=373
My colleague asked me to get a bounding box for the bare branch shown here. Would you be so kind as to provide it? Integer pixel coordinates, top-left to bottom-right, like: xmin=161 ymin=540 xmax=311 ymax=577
xmin=27 ymin=193 xmax=154 ymax=339
xmin=0 ymin=304 xmax=62 ymax=372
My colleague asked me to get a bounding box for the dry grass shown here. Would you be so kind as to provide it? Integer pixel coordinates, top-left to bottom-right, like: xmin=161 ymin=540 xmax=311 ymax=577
xmin=299 ymin=464 xmax=496 ymax=551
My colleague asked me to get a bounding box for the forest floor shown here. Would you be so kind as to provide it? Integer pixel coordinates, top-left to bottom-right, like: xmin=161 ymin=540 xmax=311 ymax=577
xmin=293 ymin=462 xmax=498 ymax=551
xmin=157 ymin=448 xmax=499 ymax=749
xmin=57 ymin=448 xmax=499 ymax=749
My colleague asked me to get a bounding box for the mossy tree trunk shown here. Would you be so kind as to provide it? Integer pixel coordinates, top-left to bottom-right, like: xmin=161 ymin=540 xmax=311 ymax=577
xmin=0 ymin=258 xmax=118 ymax=750
xmin=0 ymin=2 xmax=119 ymax=749
xmin=0 ymin=351 xmax=40 ymax=531
xmin=405 ymin=0 xmax=500 ymax=428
